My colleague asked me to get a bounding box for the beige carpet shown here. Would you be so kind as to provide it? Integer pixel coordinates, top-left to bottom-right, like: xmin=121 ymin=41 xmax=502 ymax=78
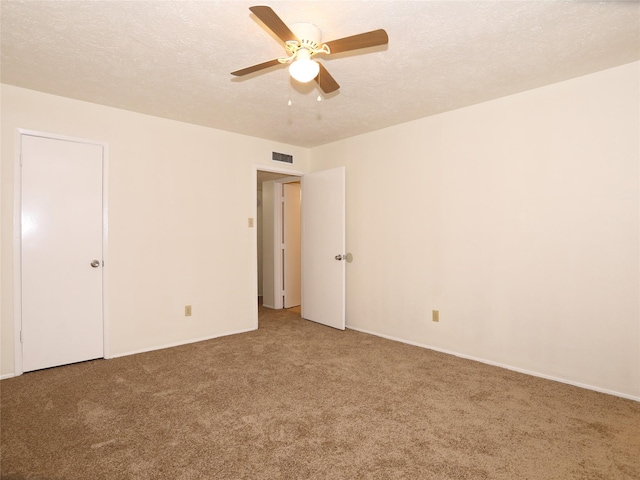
xmin=2 ymin=305 xmax=639 ymax=479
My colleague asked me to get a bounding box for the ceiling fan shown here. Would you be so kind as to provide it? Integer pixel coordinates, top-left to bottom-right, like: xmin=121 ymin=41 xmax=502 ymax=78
xmin=231 ymin=5 xmax=389 ymax=94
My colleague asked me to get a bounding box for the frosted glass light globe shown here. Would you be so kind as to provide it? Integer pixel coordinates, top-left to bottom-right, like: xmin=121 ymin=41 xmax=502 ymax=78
xmin=289 ymin=58 xmax=320 ymax=83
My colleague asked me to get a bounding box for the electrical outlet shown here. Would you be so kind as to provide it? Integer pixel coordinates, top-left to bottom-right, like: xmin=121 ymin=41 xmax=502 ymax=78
xmin=432 ymin=310 xmax=439 ymax=322
xmin=185 ymin=305 xmax=192 ymax=317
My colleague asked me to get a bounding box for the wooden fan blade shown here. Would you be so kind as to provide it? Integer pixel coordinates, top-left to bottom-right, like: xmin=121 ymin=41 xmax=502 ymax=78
xmin=315 ymin=63 xmax=340 ymax=94
xmin=249 ymin=5 xmax=297 ymax=44
xmin=325 ymin=29 xmax=389 ymax=55
xmin=231 ymin=59 xmax=282 ymax=76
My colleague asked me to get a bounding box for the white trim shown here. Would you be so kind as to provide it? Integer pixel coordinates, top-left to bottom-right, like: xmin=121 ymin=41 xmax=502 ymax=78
xmin=110 ymin=327 xmax=256 ymax=359
xmin=273 ymin=182 xmax=284 ymax=309
xmin=101 ymin=142 xmax=111 ymax=359
xmin=348 ymin=325 xmax=640 ymax=402
xmin=13 ymin=129 xmax=110 ymax=375
xmin=0 ymin=373 xmax=16 ymax=381
xmin=13 ymin=129 xmax=23 ymax=376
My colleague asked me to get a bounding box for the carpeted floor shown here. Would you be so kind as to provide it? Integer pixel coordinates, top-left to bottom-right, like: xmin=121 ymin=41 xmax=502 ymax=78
xmin=2 ymin=305 xmax=639 ymax=479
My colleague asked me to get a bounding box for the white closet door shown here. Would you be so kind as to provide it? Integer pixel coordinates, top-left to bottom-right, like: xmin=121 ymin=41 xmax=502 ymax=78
xmin=21 ymin=134 xmax=104 ymax=372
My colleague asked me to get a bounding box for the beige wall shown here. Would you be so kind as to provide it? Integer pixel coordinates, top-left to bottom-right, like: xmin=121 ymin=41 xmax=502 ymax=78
xmin=311 ymin=62 xmax=640 ymax=398
xmin=1 ymin=85 xmax=310 ymax=375
xmin=2 ymin=62 xmax=639 ymax=399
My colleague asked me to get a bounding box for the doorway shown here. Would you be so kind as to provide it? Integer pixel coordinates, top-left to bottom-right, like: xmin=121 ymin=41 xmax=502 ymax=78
xmin=256 ymin=169 xmax=301 ymax=311
xmin=254 ymin=165 xmax=346 ymax=331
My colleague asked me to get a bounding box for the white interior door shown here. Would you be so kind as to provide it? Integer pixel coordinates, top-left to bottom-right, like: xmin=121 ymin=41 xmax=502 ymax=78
xmin=21 ymin=135 xmax=104 ymax=372
xmin=283 ymin=183 xmax=301 ymax=308
xmin=301 ymin=167 xmax=345 ymax=329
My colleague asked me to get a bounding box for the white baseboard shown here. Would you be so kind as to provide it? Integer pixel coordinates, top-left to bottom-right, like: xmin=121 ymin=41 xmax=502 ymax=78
xmin=347 ymin=325 xmax=640 ymax=403
xmin=2 ymin=327 xmax=257 ymax=379
xmin=108 ymin=327 xmax=256 ymax=359
xmin=6 ymin=322 xmax=637 ymax=403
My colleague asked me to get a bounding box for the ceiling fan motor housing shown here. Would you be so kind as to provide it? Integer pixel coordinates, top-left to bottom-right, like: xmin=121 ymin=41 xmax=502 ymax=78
xmin=289 ymin=23 xmax=322 ymax=50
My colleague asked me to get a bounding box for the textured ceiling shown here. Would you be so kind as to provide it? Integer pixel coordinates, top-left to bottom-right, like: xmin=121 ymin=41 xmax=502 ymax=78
xmin=1 ymin=1 xmax=638 ymax=148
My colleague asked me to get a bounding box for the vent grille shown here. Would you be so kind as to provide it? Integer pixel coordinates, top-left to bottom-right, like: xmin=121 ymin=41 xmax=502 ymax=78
xmin=272 ymin=152 xmax=293 ymax=164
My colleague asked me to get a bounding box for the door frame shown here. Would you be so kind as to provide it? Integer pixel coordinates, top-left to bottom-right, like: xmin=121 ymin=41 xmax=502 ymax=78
xmin=253 ymin=165 xmax=304 ymax=327
xmin=13 ymin=128 xmax=110 ymax=376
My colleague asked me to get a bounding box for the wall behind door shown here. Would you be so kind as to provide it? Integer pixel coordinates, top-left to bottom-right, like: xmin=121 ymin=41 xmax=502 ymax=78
xmin=1 ymin=85 xmax=311 ymax=376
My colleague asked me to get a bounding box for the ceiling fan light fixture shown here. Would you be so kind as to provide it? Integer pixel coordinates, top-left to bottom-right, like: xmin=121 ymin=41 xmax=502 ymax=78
xmin=289 ymin=58 xmax=320 ymax=83
xmin=289 ymin=49 xmax=319 ymax=83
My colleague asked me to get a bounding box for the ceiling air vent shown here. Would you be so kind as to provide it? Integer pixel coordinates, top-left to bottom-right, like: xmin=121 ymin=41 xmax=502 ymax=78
xmin=272 ymin=152 xmax=293 ymax=164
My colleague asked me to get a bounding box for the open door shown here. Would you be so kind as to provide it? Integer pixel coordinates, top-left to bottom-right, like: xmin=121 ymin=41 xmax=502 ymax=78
xmin=301 ymin=167 xmax=346 ymax=330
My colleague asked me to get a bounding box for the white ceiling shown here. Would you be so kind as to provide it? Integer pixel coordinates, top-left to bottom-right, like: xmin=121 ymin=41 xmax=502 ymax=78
xmin=2 ymin=1 xmax=638 ymax=148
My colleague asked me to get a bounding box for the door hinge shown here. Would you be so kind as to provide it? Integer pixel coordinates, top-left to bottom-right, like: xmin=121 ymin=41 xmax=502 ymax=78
xmin=19 ymin=330 xmax=23 ymax=343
